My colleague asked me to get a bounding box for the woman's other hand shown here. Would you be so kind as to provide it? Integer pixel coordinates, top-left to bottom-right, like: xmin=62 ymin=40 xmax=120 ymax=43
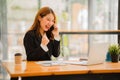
xmin=41 ymin=33 xmax=49 ymax=46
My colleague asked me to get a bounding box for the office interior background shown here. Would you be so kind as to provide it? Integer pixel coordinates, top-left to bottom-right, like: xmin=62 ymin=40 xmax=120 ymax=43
xmin=0 ymin=0 xmax=119 ymax=79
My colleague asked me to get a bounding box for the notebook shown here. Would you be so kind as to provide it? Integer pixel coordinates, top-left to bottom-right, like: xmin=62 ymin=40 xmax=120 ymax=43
xmin=65 ymin=43 xmax=109 ymax=66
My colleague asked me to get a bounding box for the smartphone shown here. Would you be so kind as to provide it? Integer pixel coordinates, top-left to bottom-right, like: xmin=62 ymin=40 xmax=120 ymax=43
xmin=46 ymin=25 xmax=54 ymax=39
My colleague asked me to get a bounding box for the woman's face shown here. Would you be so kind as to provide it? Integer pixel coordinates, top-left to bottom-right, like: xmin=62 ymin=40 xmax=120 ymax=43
xmin=39 ymin=13 xmax=55 ymax=32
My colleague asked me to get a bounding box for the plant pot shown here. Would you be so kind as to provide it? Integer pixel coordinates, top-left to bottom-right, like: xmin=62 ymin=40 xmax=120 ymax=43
xmin=119 ymin=54 xmax=120 ymax=61
xmin=110 ymin=54 xmax=119 ymax=63
xmin=106 ymin=52 xmax=111 ymax=61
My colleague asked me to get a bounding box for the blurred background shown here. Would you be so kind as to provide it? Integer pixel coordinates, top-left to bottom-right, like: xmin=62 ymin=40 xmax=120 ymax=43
xmin=0 ymin=0 xmax=119 ymax=79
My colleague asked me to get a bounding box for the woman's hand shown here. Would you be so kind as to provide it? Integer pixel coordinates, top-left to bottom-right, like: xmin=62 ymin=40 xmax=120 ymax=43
xmin=41 ymin=33 xmax=49 ymax=46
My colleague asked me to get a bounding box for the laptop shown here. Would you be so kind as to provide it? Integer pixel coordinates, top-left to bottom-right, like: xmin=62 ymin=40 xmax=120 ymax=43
xmin=65 ymin=43 xmax=109 ymax=66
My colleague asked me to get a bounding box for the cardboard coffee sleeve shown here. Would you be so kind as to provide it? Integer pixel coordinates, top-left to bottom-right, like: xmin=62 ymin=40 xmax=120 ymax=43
xmin=15 ymin=53 xmax=22 ymax=64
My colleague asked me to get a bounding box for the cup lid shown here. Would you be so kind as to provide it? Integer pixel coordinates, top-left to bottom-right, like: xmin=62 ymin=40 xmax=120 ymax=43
xmin=15 ymin=53 xmax=22 ymax=56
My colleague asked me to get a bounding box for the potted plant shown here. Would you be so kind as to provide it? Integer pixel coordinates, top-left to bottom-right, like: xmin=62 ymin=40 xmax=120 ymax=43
xmin=108 ymin=44 xmax=120 ymax=62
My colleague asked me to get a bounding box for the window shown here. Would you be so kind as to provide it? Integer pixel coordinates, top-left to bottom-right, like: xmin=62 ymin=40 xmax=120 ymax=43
xmin=0 ymin=0 xmax=119 ymax=60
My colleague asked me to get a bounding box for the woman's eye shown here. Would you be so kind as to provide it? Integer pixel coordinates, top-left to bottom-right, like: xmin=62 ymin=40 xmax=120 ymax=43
xmin=46 ymin=18 xmax=50 ymax=21
xmin=46 ymin=17 xmax=54 ymax=23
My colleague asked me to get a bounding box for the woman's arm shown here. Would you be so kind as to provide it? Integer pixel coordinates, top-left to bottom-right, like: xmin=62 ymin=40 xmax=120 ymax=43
xmin=23 ymin=31 xmax=50 ymax=61
xmin=52 ymin=40 xmax=60 ymax=57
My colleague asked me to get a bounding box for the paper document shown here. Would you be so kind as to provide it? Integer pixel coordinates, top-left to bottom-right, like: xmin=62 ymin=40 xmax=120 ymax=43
xmin=36 ymin=61 xmax=66 ymax=66
xmin=64 ymin=61 xmax=87 ymax=65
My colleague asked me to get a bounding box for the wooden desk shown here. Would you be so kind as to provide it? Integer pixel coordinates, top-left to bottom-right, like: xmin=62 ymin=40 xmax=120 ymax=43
xmin=2 ymin=61 xmax=120 ymax=80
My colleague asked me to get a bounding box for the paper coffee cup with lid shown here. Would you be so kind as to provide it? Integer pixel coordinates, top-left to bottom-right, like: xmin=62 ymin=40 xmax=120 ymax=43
xmin=15 ymin=53 xmax=22 ymax=64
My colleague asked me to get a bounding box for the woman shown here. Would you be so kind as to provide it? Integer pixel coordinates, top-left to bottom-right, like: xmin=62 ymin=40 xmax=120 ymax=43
xmin=11 ymin=6 xmax=60 ymax=80
xmin=24 ymin=6 xmax=60 ymax=61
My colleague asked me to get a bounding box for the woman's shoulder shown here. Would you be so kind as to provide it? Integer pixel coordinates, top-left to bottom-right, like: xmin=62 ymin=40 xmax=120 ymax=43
xmin=25 ymin=30 xmax=36 ymax=37
xmin=26 ymin=30 xmax=36 ymax=35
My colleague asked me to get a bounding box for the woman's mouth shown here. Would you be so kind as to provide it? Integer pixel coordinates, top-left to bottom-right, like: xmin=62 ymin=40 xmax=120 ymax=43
xmin=45 ymin=25 xmax=50 ymax=30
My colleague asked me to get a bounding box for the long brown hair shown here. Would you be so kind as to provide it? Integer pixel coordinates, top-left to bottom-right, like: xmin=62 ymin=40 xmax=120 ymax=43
xmin=29 ymin=6 xmax=56 ymax=39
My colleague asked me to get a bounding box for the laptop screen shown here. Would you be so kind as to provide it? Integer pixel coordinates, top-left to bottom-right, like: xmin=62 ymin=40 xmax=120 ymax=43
xmin=86 ymin=43 xmax=109 ymax=65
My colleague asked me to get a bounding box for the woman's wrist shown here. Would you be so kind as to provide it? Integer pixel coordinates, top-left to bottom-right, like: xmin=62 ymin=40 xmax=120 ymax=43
xmin=54 ymin=35 xmax=60 ymax=41
xmin=40 ymin=44 xmax=48 ymax=52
